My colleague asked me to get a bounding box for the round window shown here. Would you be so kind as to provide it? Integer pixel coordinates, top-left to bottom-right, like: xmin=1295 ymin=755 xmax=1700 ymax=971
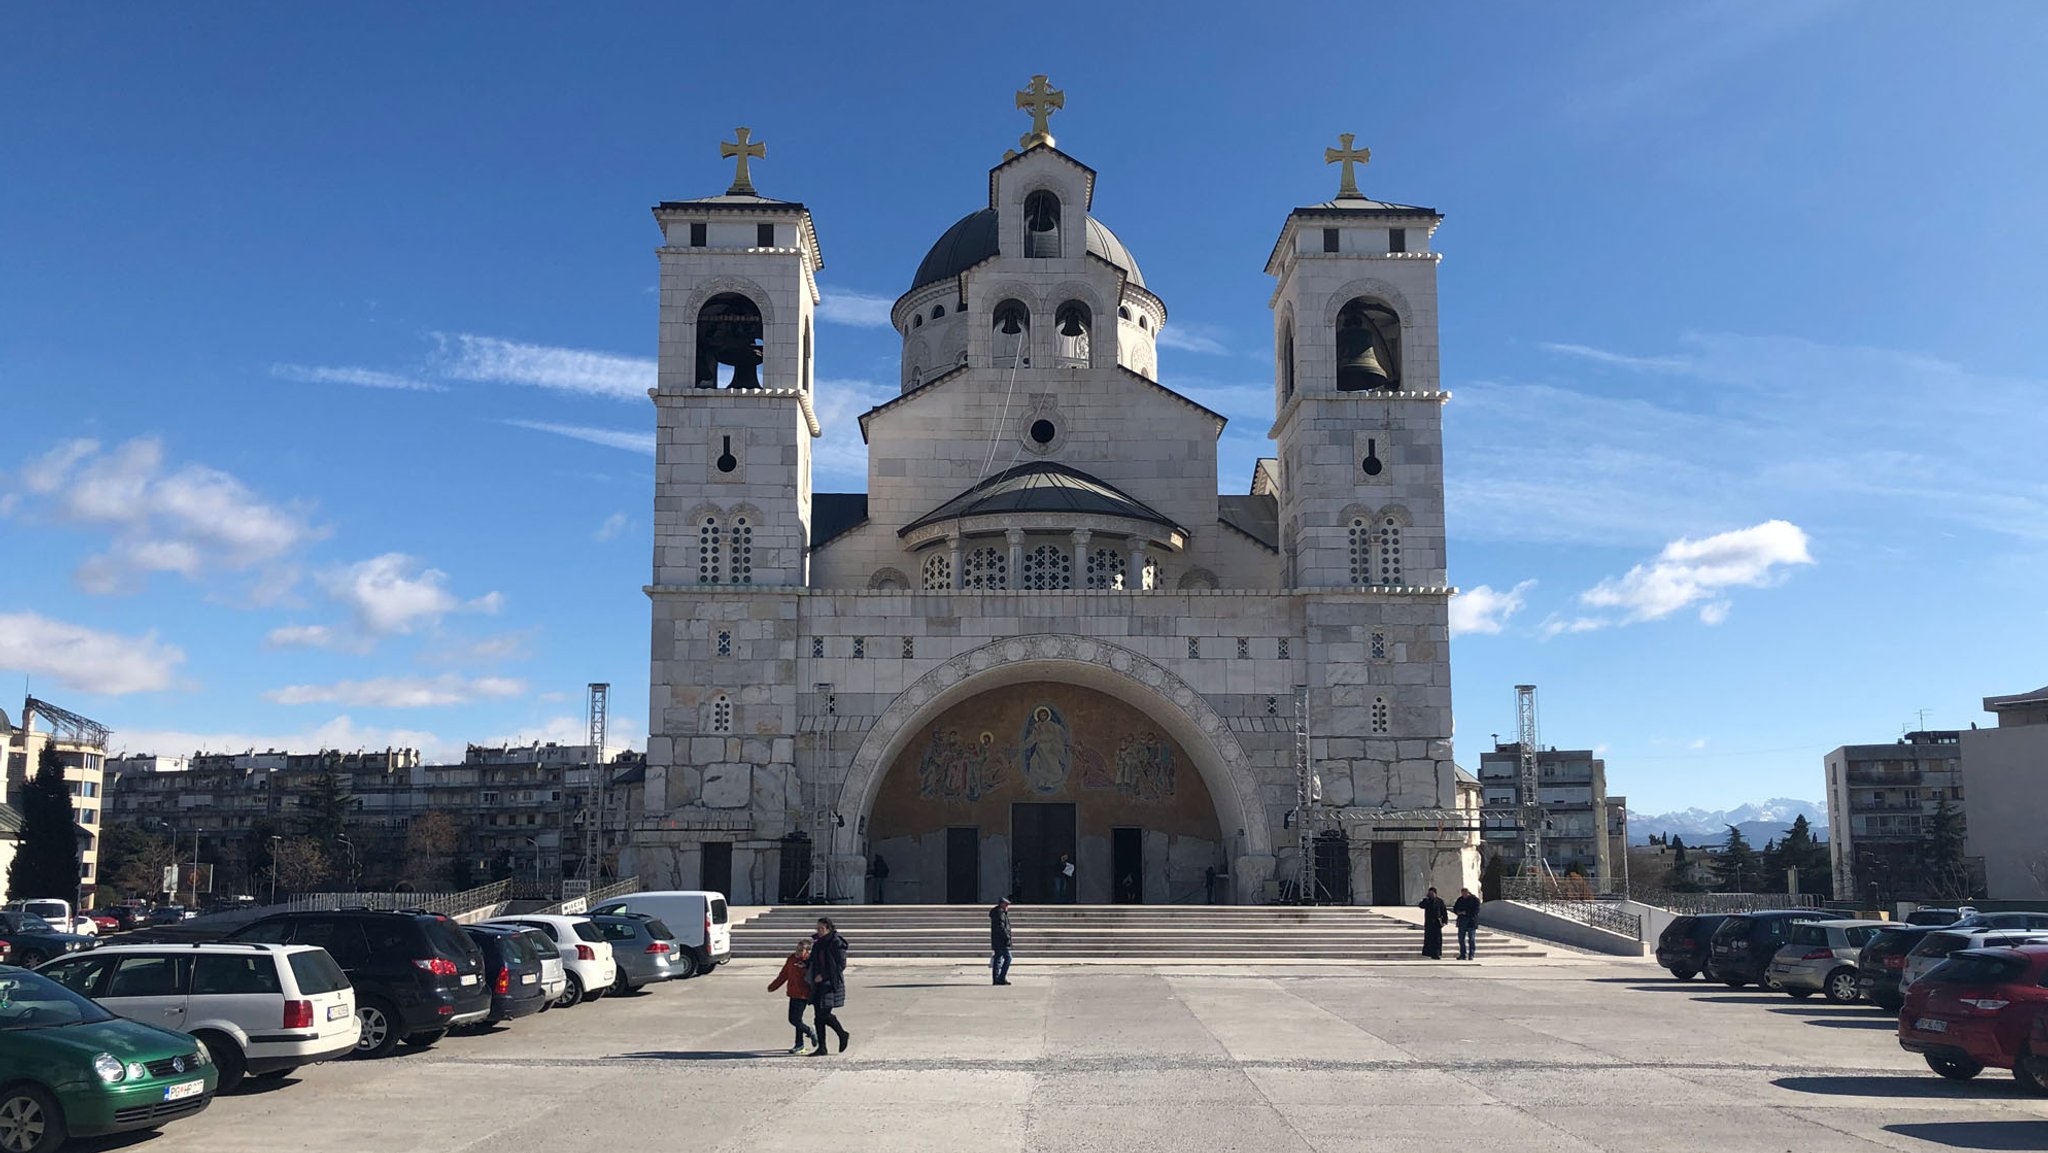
xmin=1029 ymin=419 xmax=1057 ymax=446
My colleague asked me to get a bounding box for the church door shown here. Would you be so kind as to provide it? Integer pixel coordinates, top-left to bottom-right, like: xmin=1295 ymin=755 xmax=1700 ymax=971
xmin=702 ymin=841 xmax=733 ymax=898
xmin=946 ymin=827 xmax=980 ymax=904
xmin=1011 ymin=803 xmax=1076 ymax=904
xmin=1370 ymin=841 xmax=1403 ymax=905
xmin=1111 ymin=827 xmax=1144 ymax=904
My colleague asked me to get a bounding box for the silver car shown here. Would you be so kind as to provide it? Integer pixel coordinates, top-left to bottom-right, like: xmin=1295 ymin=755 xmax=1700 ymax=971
xmin=1766 ymin=919 xmax=1901 ymax=1003
xmin=512 ymin=927 xmax=568 ymax=1008
xmin=1899 ymin=927 xmax=2048 ymax=990
xmin=588 ymin=913 xmax=680 ymax=994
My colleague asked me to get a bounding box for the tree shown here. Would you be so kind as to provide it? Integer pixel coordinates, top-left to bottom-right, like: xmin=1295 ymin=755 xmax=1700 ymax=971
xmin=1776 ymin=814 xmax=1830 ymax=896
xmin=1916 ymin=797 xmax=1975 ymax=900
xmin=401 ymin=811 xmax=466 ymax=891
xmin=300 ymin=768 xmax=356 ymax=847
xmin=6 ymin=747 xmax=81 ymax=903
xmin=1713 ymin=825 xmax=1758 ymax=893
xmin=267 ymin=837 xmax=332 ymax=894
xmin=96 ymin=821 xmax=175 ymax=905
xmin=1480 ymin=853 xmax=1505 ymax=901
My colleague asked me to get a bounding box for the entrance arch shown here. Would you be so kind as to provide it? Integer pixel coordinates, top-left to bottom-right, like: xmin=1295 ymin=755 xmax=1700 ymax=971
xmin=833 ymin=635 xmax=1273 ymax=902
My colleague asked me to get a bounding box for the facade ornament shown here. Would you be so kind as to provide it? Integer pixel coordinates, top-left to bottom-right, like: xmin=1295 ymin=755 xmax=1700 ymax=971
xmin=720 ymin=126 xmax=766 ymax=196
xmin=1324 ymin=132 xmax=1370 ymax=200
xmin=1015 ymin=74 xmax=1064 ymax=152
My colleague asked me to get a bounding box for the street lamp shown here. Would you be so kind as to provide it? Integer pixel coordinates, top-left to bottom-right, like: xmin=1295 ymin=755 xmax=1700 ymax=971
xmin=336 ymin=835 xmax=358 ymax=893
xmin=523 ymin=837 xmax=542 ymax=890
xmin=268 ymin=835 xmax=283 ymax=905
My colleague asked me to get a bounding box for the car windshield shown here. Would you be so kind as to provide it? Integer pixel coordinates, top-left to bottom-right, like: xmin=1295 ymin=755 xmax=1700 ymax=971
xmin=572 ymin=921 xmax=605 ymax=944
xmin=1916 ymin=933 xmax=1969 ymax=958
xmin=420 ymin=918 xmax=480 ymax=965
xmin=288 ymin=950 xmax=350 ymax=994
xmin=1789 ymin=924 xmax=1828 ymax=947
xmin=519 ymin=931 xmax=559 ymax=960
xmin=710 ymin=899 xmax=729 ymax=924
xmin=21 ymin=902 xmax=66 ymax=920
xmin=0 ymin=969 xmax=118 ymax=1030
xmin=5 ymin=913 xmax=57 ymax=934
xmin=642 ymin=918 xmax=677 ymax=940
xmin=1713 ymin=918 xmax=1751 ymax=942
xmin=1925 ymin=954 xmax=2025 ymax=986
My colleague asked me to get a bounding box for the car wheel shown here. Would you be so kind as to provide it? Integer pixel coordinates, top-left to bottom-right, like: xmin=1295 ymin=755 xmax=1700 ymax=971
xmin=15 ymin=952 xmax=44 ymax=969
xmin=1926 ymin=1054 xmax=1983 ymax=1081
xmin=537 ymin=998 xmax=552 ymax=1013
xmin=252 ymin=1067 xmax=297 ymax=1082
xmin=1786 ymin=989 xmax=1815 ymax=1000
xmin=354 ymin=999 xmax=402 ymax=1059
xmin=1824 ymin=969 xmax=1860 ymax=1005
xmin=555 ymin=973 xmax=584 ymax=1009
xmin=1723 ymin=977 xmax=1747 ymax=989
xmin=1669 ymin=968 xmax=1696 ymax=981
xmin=2016 ymin=1047 xmax=2047 ymax=1096
xmin=672 ymin=950 xmax=701 ymax=979
xmin=195 ymin=1031 xmax=246 ymax=1093
xmin=613 ymin=968 xmax=634 ymax=996
xmin=0 ymin=1084 xmax=65 ymax=1153
xmin=401 ymin=1029 xmax=447 ymax=1050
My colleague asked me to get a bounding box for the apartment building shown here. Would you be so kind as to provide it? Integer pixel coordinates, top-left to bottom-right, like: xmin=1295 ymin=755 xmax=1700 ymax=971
xmin=1960 ymin=685 xmax=2048 ymax=900
xmin=1477 ymin=743 xmax=1615 ymax=886
xmin=1822 ymin=730 xmax=1974 ymax=903
xmin=3 ymin=699 xmax=110 ymax=905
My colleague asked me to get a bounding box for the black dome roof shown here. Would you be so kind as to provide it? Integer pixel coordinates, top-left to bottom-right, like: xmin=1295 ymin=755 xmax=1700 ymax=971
xmin=908 ymin=208 xmax=1144 ymax=293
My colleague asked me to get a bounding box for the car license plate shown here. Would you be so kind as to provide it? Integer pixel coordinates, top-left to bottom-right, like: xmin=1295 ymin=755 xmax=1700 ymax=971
xmin=164 ymin=1080 xmax=203 ymax=1102
xmin=521 ymin=973 xmax=536 ymax=984
xmin=1915 ymin=1017 xmax=1948 ymax=1033
xmin=460 ymin=973 xmax=479 ymax=986
xmin=327 ymin=1004 xmax=350 ymax=1021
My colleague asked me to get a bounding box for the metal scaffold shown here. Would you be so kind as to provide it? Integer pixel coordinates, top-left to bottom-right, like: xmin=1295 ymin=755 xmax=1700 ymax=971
xmin=580 ymin=682 xmax=610 ymax=883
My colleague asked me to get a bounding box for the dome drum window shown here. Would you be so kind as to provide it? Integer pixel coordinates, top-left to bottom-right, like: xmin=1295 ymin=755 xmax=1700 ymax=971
xmin=963 ymin=546 xmax=1008 ymax=589
xmin=1021 ymin=543 xmax=1072 ymax=590
xmin=921 ymin=552 xmax=952 ymax=591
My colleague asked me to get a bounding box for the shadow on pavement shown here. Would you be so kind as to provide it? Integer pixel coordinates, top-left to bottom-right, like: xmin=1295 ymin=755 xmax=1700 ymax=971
xmin=1773 ymin=1075 xmax=2028 ymax=1099
xmin=869 ymin=982 xmax=983 ymax=988
xmin=1800 ymin=1017 xmax=1900 ymax=1030
xmin=611 ymin=1050 xmax=785 ymax=1062
xmin=225 ymin=1074 xmax=303 ymax=1096
xmin=1883 ymin=1121 xmax=2048 ymax=1150
xmin=1688 ymin=995 xmax=1792 ymax=1005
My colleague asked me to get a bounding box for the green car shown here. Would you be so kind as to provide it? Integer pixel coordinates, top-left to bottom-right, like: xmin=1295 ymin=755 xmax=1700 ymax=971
xmin=0 ymin=965 xmax=216 ymax=1152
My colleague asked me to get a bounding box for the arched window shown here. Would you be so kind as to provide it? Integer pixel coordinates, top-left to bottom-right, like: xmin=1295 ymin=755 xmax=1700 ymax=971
xmin=1335 ymin=298 xmax=1401 ymax=391
xmin=962 ymin=546 xmax=1008 ymax=589
xmin=1023 ymin=190 xmax=1061 ymax=258
xmin=1021 ymin=543 xmax=1072 ymax=590
xmin=909 ymin=366 xmax=922 ymax=388
xmin=1118 ymin=305 xmax=1132 ymax=321
xmin=697 ymin=515 xmax=721 ymax=584
xmin=1281 ymin=318 xmax=1296 ymax=400
xmin=1370 ymin=697 xmax=1390 ymax=735
xmin=921 ymin=552 xmax=952 ymax=591
xmin=695 ymin=293 xmax=764 ymax=389
xmin=1141 ymin=559 xmax=1159 ymax=590
xmin=1085 ymin=547 xmax=1125 ymax=590
xmin=1376 ymin=516 xmax=1404 ymax=586
xmin=1138 ymin=314 xmax=1149 ymax=330
xmin=1347 ymin=516 xmax=1369 ymax=584
xmin=931 ymin=305 xmax=946 ymax=320
xmin=1054 ymin=301 xmax=1091 ymax=368
xmin=912 ymin=313 xmax=923 ymax=328
xmin=992 ymin=300 xmax=1029 ymax=368
xmin=711 ymin=694 xmax=733 ymax=734
xmin=801 ymin=319 xmax=812 ymax=392
xmin=728 ymin=516 xmax=754 ymax=584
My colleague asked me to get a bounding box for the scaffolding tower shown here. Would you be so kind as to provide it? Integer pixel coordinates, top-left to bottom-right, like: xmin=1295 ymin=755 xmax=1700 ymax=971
xmin=1514 ymin=683 xmax=1546 ymax=880
xmin=1290 ymin=683 xmax=1333 ymax=903
xmin=581 ymin=682 xmax=610 ymax=883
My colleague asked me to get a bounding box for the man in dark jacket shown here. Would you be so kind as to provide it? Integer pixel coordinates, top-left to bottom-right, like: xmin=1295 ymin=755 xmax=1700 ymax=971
xmin=1452 ymin=887 xmax=1482 ymax=960
xmin=806 ymin=917 xmax=851 ymax=1054
xmin=989 ymin=896 xmax=1013 ymax=985
xmin=1418 ymin=887 xmax=1449 ymax=960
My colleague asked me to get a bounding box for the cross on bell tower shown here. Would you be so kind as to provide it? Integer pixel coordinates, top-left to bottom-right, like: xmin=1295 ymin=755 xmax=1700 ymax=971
xmin=1015 ymin=74 xmax=1064 ymax=151
xmin=720 ymin=126 xmax=766 ymax=195
xmin=1323 ymin=133 xmax=1370 ymax=200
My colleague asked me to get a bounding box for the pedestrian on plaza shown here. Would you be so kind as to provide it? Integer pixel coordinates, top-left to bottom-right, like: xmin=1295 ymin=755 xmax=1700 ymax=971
xmin=990 ymin=896 xmax=1013 ymax=986
xmin=871 ymin=853 xmax=890 ymax=905
xmin=1204 ymin=864 xmax=1217 ymax=904
xmin=1418 ymin=886 xmax=1449 ymax=960
xmin=767 ymin=938 xmax=820 ymax=1054
xmin=806 ymin=916 xmax=852 ymax=1055
xmin=1452 ymin=886 xmax=1482 ymax=961
xmin=1055 ymin=853 xmax=1075 ymax=903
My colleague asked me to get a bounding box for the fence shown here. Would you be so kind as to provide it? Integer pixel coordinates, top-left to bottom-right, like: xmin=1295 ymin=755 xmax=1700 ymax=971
xmin=1506 ymin=895 xmax=1644 ymax=941
xmin=277 ymin=878 xmax=511 ymax=917
xmin=540 ymin=876 xmax=641 ymax=915
xmin=1625 ymin=889 xmax=1828 ymax=916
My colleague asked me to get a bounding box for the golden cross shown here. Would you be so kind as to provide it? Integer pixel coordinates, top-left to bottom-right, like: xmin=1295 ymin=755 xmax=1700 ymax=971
xmin=1324 ymin=132 xmax=1370 ymax=199
xmin=1015 ymin=74 xmax=1064 ymax=150
xmin=719 ymin=126 xmax=766 ymax=195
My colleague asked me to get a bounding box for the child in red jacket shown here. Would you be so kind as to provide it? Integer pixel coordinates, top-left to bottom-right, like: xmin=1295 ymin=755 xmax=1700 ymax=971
xmin=768 ymin=939 xmax=819 ymax=1055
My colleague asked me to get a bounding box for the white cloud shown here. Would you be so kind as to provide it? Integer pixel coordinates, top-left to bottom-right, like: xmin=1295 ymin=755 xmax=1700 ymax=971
xmin=1574 ymin=519 xmax=1814 ymax=627
xmin=270 ymin=363 xmax=447 ymax=392
xmin=0 ymin=611 xmax=186 ymax=695
xmin=110 ymin=715 xmax=454 ymax=763
xmin=322 ymin=553 xmax=499 ymax=637
xmin=486 ymin=713 xmax=645 ymax=757
xmin=503 ymin=420 xmax=655 ymax=456
xmin=1449 ymin=580 xmax=1535 ymax=637
xmin=265 ymin=624 xmax=354 ymax=651
xmin=812 ymin=377 xmax=898 ymax=489
xmin=11 ymin=437 xmax=323 ymax=594
xmin=1156 ymin=324 xmax=1233 ymax=356
xmin=435 ymin=333 xmax=653 ymax=400
xmin=594 ymin=511 xmax=631 ymax=541
xmin=815 ymin=288 xmax=897 ymax=329
xmin=1538 ymin=342 xmax=1691 ymax=373
xmin=265 ymin=674 xmax=526 ymax=708
xmin=422 ymin=630 xmax=535 ymax=666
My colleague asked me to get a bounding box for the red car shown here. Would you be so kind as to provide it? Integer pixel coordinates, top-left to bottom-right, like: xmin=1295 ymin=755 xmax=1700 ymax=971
xmin=89 ymin=911 xmax=122 ymax=932
xmin=1898 ymin=944 xmax=2048 ymax=1093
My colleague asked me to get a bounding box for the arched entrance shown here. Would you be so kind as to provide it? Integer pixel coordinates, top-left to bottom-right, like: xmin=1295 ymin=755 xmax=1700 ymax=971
xmin=832 ymin=635 xmax=1273 ymax=904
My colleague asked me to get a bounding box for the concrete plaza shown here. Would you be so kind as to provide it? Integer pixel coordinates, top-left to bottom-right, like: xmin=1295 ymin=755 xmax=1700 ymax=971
xmin=128 ymin=956 xmax=2048 ymax=1153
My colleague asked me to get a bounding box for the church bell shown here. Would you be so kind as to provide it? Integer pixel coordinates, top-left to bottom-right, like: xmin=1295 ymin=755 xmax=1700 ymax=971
xmin=1336 ymin=337 xmax=1392 ymax=391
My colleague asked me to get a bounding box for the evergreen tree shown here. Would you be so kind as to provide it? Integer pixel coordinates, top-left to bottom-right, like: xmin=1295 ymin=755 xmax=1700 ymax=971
xmin=1777 ymin=814 xmax=1829 ymax=895
xmin=300 ymin=768 xmax=356 ymax=847
xmin=6 ymin=746 xmax=82 ymax=903
xmin=1480 ymin=853 xmax=1505 ymax=901
xmin=1712 ymin=825 xmax=1758 ymax=893
xmin=96 ymin=821 xmax=175 ymax=904
xmin=1916 ymin=797 xmax=1974 ymax=900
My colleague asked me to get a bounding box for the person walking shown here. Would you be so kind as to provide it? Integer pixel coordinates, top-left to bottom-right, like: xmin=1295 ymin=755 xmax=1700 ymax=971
xmin=1055 ymin=853 xmax=1075 ymax=903
xmin=767 ymin=938 xmax=819 ymax=1054
xmin=1204 ymin=865 xmax=1217 ymax=905
xmin=1452 ymin=886 xmax=1482 ymax=961
xmin=1418 ymin=886 xmax=1449 ymax=960
xmin=806 ymin=916 xmax=851 ymax=1055
xmin=870 ymin=854 xmax=890 ymax=905
xmin=989 ymin=896 xmax=1013 ymax=985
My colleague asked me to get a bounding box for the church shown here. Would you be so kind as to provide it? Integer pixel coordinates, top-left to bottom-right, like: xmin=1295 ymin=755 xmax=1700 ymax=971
xmin=630 ymin=77 xmax=1480 ymax=907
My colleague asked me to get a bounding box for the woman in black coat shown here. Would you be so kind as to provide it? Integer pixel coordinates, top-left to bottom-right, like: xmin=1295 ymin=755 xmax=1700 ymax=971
xmin=806 ymin=917 xmax=852 ymax=1054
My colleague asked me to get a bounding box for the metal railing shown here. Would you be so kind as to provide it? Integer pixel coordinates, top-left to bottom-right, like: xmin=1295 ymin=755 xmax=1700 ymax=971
xmin=539 ymin=876 xmax=641 ymax=915
xmin=275 ymin=878 xmax=511 ymax=916
xmin=1507 ymin=894 xmax=1644 ymax=941
xmin=1628 ymin=890 xmax=1828 ymax=916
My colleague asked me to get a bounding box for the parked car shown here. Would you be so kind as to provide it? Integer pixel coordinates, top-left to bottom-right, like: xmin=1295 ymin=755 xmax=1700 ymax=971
xmin=1857 ymin=925 xmax=1942 ymax=1011
xmin=510 ymin=927 xmax=567 ymax=1008
xmin=224 ymin=910 xmax=488 ymax=1058
xmin=1900 ymin=928 xmax=2048 ymax=992
xmin=1706 ymin=910 xmax=1832 ymax=988
xmin=5 ymin=900 xmax=96 ymax=938
xmin=1897 ymin=944 xmax=2048 ymax=1092
xmin=1765 ymin=919 xmax=1900 ymax=1003
xmin=0 ymin=964 xmax=217 ymax=1152
xmin=480 ymin=915 xmax=615 ymax=1008
xmin=1654 ymin=914 xmax=1730 ymax=981
xmin=107 ymin=906 xmax=148 ymax=932
xmin=87 ymin=913 xmax=122 ymax=934
xmin=36 ymin=942 xmax=357 ymax=1092
xmin=1905 ymin=906 xmax=1974 ymax=927
xmin=461 ymin=925 xmax=548 ymax=1026
xmin=589 ymin=891 xmax=731 ymax=977
xmin=0 ymin=912 xmax=97 ymax=969
xmin=588 ymin=914 xmax=680 ymax=994
xmin=1954 ymin=912 xmax=2048 ymax=932
xmin=146 ymin=907 xmax=194 ymax=927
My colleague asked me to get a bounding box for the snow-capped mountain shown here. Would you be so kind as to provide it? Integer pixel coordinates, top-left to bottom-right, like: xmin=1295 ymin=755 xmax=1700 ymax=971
xmin=1628 ymin=798 xmax=1828 ymax=846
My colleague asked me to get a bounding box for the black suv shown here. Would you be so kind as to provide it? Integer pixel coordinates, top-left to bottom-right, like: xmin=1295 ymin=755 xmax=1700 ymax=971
xmin=1856 ymin=924 xmax=1938 ymax=1011
xmin=1706 ymin=909 xmax=1831 ymax=988
xmin=1654 ymin=914 xmax=1730 ymax=981
xmin=462 ymin=924 xmax=548 ymax=1025
xmin=226 ymin=910 xmax=488 ymax=1057
xmin=0 ymin=910 xmax=96 ymax=967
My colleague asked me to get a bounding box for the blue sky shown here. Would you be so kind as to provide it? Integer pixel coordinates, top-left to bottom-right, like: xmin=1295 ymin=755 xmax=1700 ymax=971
xmin=3 ymin=2 xmax=2044 ymax=815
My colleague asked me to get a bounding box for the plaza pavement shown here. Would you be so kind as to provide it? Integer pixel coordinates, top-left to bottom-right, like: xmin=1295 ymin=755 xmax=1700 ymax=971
xmin=122 ymin=955 xmax=2048 ymax=1153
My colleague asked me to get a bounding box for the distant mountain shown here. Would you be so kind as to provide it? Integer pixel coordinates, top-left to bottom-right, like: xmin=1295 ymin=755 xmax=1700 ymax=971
xmin=1628 ymin=798 xmax=1828 ymax=846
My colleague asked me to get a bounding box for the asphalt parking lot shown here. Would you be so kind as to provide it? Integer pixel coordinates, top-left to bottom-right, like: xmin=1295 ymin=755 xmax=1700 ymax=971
xmin=103 ymin=956 xmax=2048 ymax=1153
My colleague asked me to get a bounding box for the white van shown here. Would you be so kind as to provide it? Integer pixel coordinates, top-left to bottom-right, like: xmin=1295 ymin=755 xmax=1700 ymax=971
xmin=589 ymin=891 xmax=729 ymax=977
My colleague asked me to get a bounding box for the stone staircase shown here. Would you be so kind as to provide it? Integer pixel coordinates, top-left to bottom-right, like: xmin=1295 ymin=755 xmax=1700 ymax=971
xmin=729 ymin=904 xmax=1546 ymax=960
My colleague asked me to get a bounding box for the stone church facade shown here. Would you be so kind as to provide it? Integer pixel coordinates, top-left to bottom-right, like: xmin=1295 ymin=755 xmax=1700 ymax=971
xmin=632 ymin=82 xmax=1480 ymax=906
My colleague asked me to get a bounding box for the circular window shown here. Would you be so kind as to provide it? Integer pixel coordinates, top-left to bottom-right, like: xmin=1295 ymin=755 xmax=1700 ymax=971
xmin=1029 ymin=419 xmax=1057 ymax=445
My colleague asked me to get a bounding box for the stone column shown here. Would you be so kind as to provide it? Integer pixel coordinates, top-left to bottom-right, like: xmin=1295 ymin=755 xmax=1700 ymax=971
xmin=1006 ymin=528 xmax=1026 ymax=586
xmin=1071 ymin=528 xmax=1092 ymax=589
xmin=1127 ymin=537 xmax=1147 ymax=591
xmin=948 ymin=534 xmax=963 ymax=590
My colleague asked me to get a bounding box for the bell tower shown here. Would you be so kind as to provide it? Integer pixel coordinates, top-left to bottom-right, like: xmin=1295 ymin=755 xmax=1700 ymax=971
xmin=650 ymin=127 xmax=823 ymax=589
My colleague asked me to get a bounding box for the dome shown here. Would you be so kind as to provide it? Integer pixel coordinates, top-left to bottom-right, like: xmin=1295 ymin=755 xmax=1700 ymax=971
xmin=908 ymin=208 xmax=1145 ymax=293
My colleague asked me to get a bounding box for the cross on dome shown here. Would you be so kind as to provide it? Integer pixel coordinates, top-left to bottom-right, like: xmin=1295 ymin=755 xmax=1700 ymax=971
xmin=720 ymin=126 xmax=766 ymax=195
xmin=1015 ymin=74 xmax=1064 ymax=151
xmin=1324 ymin=132 xmax=1370 ymax=200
